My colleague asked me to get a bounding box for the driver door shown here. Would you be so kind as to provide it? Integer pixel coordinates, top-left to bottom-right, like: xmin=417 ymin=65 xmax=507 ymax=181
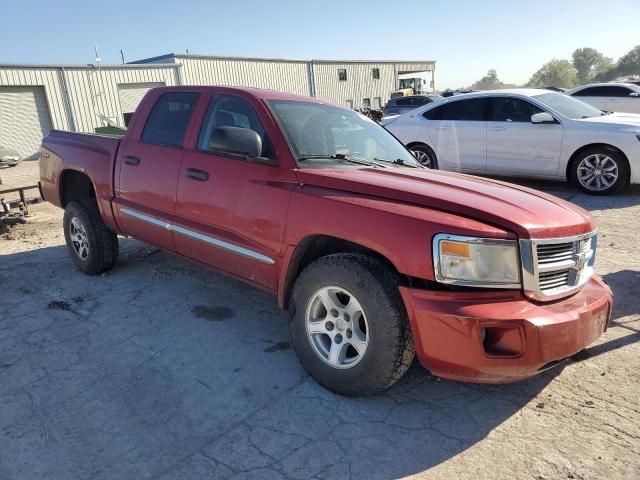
xmin=485 ymin=96 xmax=563 ymax=176
xmin=174 ymin=92 xmax=296 ymax=289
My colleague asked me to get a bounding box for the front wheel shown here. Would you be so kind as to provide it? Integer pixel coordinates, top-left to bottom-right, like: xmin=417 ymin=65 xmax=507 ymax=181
xmin=63 ymin=201 xmax=118 ymax=275
xmin=289 ymin=254 xmax=415 ymax=396
xmin=571 ymin=148 xmax=629 ymax=195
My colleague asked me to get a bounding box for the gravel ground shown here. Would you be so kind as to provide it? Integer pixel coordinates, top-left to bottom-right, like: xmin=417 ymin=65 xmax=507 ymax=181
xmin=0 ymin=179 xmax=639 ymax=480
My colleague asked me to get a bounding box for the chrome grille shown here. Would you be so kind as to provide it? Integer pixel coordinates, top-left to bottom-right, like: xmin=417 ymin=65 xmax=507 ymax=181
xmin=520 ymin=232 xmax=596 ymax=300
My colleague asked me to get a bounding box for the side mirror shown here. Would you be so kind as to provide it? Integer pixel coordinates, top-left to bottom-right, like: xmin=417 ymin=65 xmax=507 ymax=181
xmin=630 ymin=92 xmax=640 ymax=97
xmin=209 ymin=126 xmax=262 ymax=158
xmin=531 ymin=112 xmax=556 ymax=124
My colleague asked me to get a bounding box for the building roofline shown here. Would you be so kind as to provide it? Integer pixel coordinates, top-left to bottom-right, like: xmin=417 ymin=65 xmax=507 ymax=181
xmin=0 ymin=62 xmax=181 ymax=70
xmin=130 ymin=53 xmax=436 ymax=66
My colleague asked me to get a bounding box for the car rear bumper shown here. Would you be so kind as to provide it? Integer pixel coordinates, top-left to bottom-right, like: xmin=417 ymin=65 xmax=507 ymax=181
xmin=400 ymin=276 xmax=612 ymax=383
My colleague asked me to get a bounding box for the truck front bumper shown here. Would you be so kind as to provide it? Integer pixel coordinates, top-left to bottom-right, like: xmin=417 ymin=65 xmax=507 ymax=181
xmin=400 ymin=276 xmax=612 ymax=383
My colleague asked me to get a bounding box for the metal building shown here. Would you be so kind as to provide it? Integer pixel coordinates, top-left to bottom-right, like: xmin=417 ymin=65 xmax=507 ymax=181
xmin=0 ymin=54 xmax=434 ymax=160
xmin=134 ymin=53 xmax=435 ymax=109
xmin=0 ymin=63 xmax=180 ymax=159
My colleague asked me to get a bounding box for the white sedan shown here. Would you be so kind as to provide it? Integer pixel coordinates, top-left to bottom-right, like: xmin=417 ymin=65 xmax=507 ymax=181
xmin=383 ymin=89 xmax=640 ymax=195
xmin=565 ymin=83 xmax=640 ymax=114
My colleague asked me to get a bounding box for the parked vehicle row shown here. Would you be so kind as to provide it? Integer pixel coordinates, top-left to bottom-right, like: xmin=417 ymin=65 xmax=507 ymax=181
xmin=384 ymin=89 xmax=640 ymax=194
xmin=40 ymin=86 xmax=612 ymax=396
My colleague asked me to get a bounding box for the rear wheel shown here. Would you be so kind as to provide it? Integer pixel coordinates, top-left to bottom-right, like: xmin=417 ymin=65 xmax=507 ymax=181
xmin=289 ymin=254 xmax=415 ymax=396
xmin=571 ymin=147 xmax=629 ymax=195
xmin=409 ymin=144 xmax=438 ymax=169
xmin=63 ymin=201 xmax=118 ymax=275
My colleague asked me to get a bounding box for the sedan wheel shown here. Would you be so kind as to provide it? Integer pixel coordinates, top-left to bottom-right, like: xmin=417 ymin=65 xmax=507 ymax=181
xmin=577 ymin=154 xmax=618 ymax=192
xmin=409 ymin=146 xmax=438 ymax=169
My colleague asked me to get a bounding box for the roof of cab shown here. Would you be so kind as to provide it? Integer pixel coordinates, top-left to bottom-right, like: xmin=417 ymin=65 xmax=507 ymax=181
xmin=150 ymin=85 xmax=333 ymax=105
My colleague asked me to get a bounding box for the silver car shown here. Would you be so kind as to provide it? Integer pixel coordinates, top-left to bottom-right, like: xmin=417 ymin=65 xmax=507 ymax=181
xmin=0 ymin=146 xmax=22 ymax=167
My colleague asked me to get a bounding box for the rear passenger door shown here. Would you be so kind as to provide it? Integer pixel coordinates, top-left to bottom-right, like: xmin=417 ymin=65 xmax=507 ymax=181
xmin=425 ymin=98 xmax=487 ymax=171
xmin=114 ymin=91 xmax=199 ymax=251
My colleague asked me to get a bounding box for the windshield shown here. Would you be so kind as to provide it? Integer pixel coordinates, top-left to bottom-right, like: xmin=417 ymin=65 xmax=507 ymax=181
xmin=267 ymin=100 xmax=419 ymax=168
xmin=532 ymin=92 xmax=605 ymax=119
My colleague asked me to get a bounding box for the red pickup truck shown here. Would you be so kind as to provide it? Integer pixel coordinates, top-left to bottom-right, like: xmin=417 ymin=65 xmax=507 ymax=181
xmin=39 ymin=86 xmax=613 ymax=396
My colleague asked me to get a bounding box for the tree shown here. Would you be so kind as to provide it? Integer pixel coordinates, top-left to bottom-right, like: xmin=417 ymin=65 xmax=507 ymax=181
xmin=593 ymin=45 xmax=640 ymax=81
xmin=613 ymin=45 xmax=640 ymax=77
xmin=527 ymin=59 xmax=577 ymax=88
xmin=471 ymin=69 xmax=504 ymax=90
xmin=572 ymin=48 xmax=613 ymax=84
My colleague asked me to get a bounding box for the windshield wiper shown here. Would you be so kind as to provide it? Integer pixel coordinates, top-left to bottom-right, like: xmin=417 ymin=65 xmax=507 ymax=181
xmin=374 ymin=157 xmax=420 ymax=168
xmin=298 ymin=153 xmax=388 ymax=168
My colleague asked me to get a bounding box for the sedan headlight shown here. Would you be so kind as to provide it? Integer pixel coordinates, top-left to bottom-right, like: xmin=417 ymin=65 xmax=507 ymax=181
xmin=433 ymin=234 xmax=521 ymax=288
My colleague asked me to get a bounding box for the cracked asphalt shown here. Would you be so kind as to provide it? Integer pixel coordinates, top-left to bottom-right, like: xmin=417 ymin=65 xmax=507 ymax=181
xmin=1 ymin=180 xmax=639 ymax=480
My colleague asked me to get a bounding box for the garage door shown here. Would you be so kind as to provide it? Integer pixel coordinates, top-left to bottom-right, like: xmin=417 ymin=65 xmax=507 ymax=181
xmin=0 ymin=86 xmax=53 ymax=160
xmin=118 ymin=82 xmax=164 ymax=126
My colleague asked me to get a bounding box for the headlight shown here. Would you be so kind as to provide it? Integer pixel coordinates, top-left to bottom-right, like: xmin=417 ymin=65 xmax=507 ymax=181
xmin=433 ymin=234 xmax=521 ymax=288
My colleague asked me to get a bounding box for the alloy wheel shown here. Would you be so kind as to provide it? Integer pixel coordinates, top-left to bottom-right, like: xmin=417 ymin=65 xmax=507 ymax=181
xmin=577 ymin=154 xmax=619 ymax=192
xmin=69 ymin=217 xmax=90 ymax=260
xmin=305 ymin=286 xmax=369 ymax=369
xmin=410 ymin=149 xmax=433 ymax=168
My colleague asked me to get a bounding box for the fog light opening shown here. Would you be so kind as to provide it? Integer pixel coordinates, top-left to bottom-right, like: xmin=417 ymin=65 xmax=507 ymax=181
xmin=482 ymin=326 xmax=522 ymax=357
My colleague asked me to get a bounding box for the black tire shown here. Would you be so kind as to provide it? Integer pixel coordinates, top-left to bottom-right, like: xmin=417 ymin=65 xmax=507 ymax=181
xmin=289 ymin=253 xmax=415 ymax=396
xmin=570 ymin=147 xmax=629 ymax=195
xmin=63 ymin=201 xmax=118 ymax=275
xmin=409 ymin=144 xmax=438 ymax=169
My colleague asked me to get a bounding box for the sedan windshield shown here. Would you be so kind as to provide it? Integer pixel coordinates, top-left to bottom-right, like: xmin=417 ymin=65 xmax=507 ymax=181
xmin=267 ymin=100 xmax=419 ymax=168
xmin=532 ymin=92 xmax=605 ymax=119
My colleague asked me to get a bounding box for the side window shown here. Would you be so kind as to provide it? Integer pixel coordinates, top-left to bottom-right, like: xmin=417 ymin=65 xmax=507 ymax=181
xmin=572 ymin=87 xmax=605 ymax=97
xmin=423 ymin=105 xmax=443 ymax=120
xmin=141 ymin=92 xmax=199 ymax=147
xmin=372 ymin=68 xmax=380 ymax=80
xmin=439 ymin=98 xmax=487 ymax=121
xmin=338 ymin=69 xmax=347 ymax=81
xmin=491 ymin=97 xmax=543 ymax=122
xmin=604 ymin=86 xmax=633 ymax=97
xmin=198 ymin=94 xmax=271 ymax=158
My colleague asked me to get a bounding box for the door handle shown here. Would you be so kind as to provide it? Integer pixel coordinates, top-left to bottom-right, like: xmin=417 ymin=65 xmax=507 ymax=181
xmin=124 ymin=155 xmax=140 ymax=166
xmin=185 ymin=168 xmax=209 ymax=181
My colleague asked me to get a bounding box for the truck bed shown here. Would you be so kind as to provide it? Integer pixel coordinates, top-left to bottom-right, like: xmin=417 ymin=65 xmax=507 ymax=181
xmin=39 ymin=130 xmax=123 ymax=230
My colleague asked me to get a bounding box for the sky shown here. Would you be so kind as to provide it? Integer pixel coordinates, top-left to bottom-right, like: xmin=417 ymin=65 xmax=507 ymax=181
xmin=1 ymin=0 xmax=639 ymax=90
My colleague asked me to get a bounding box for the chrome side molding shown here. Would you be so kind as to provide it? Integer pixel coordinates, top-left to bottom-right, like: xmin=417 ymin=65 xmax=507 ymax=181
xmin=120 ymin=207 xmax=275 ymax=265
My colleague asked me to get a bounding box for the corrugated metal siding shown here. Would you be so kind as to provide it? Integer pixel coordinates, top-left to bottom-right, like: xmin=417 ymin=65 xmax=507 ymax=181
xmin=178 ymin=58 xmax=310 ymax=96
xmin=63 ymin=67 xmax=178 ymax=131
xmin=312 ymin=63 xmax=399 ymax=108
xmin=118 ymin=82 xmax=165 ymax=114
xmin=0 ymin=65 xmax=179 ymax=135
xmin=0 ymin=67 xmax=70 ymax=130
xmin=0 ymin=86 xmax=53 ymax=159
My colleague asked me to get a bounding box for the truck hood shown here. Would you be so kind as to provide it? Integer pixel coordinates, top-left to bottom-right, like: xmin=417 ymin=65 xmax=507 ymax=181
xmin=579 ymin=112 xmax=640 ymax=128
xmin=295 ymin=167 xmax=594 ymax=239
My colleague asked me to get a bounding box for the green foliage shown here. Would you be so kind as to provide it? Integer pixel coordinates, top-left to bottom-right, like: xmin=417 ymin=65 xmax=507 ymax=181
xmin=527 ymin=59 xmax=577 ymax=88
xmin=594 ymin=45 xmax=640 ymax=81
xmin=572 ymin=48 xmax=613 ymax=84
xmin=472 ymin=69 xmax=504 ymax=90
